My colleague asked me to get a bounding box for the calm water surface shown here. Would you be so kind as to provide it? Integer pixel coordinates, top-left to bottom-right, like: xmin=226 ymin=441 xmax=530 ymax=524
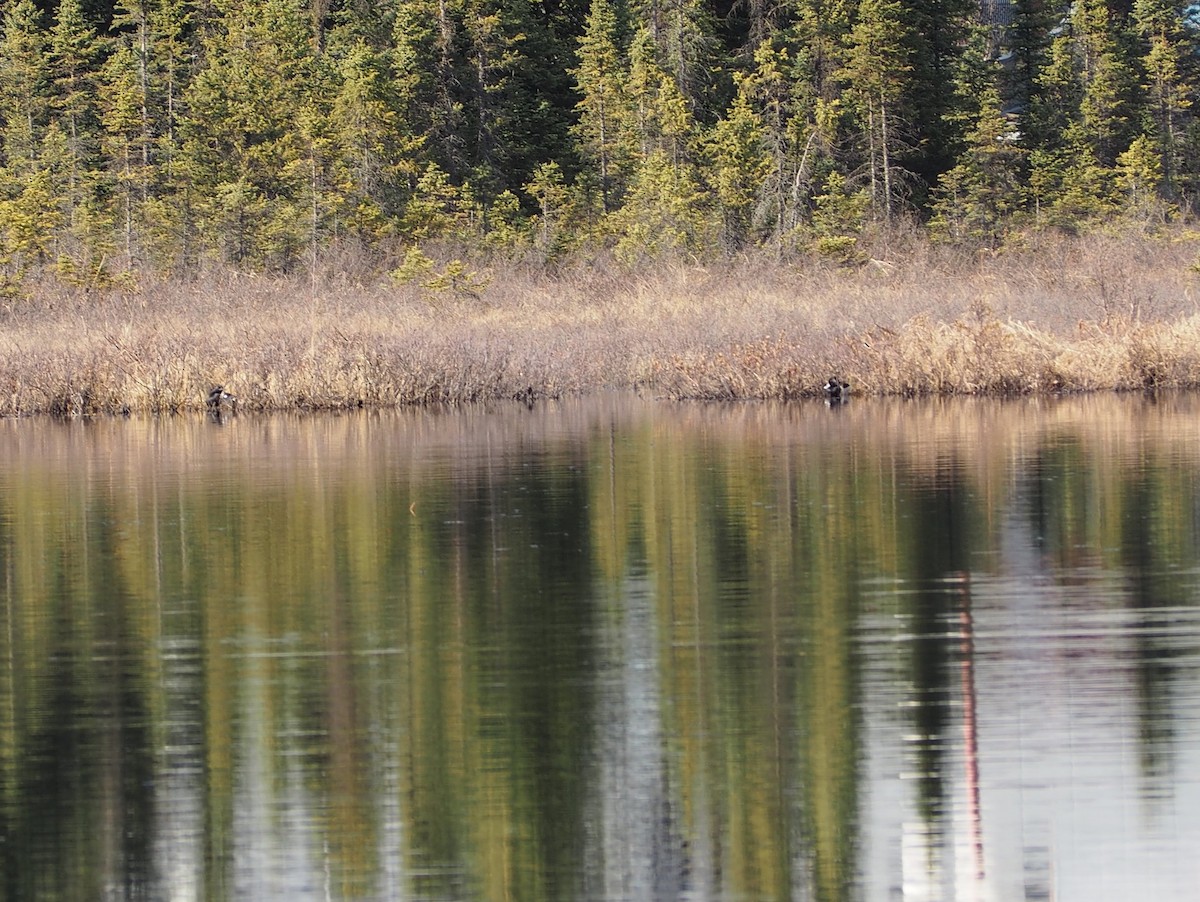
xmin=2 ymin=393 xmax=1200 ymax=900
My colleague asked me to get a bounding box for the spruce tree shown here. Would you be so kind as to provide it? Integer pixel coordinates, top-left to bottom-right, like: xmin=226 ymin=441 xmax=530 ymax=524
xmin=930 ymin=85 xmax=1026 ymax=244
xmin=572 ymin=0 xmax=630 ymax=214
xmin=180 ymin=0 xmax=315 ymax=266
xmin=792 ymin=0 xmax=855 ymax=105
xmin=626 ymin=27 xmax=692 ymax=168
xmin=0 ymin=0 xmax=51 ymax=177
xmin=839 ymin=0 xmax=913 ymax=221
xmin=327 ymin=38 xmax=417 ymax=242
xmin=707 ymin=71 xmax=770 ymax=248
xmin=49 ymin=0 xmax=110 ymax=280
xmin=1132 ymin=0 xmax=1196 ymax=201
xmin=0 ymin=0 xmax=54 ymax=283
xmin=631 ymin=0 xmax=717 ymax=115
xmin=900 ymin=0 xmax=975 ymax=192
xmin=612 ymin=148 xmax=710 ymax=261
xmin=100 ymin=37 xmax=150 ymax=262
xmin=392 ymin=0 xmax=467 ymax=180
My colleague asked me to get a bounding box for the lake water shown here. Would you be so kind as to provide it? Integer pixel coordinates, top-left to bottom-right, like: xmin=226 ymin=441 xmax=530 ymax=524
xmin=2 ymin=393 xmax=1200 ymax=900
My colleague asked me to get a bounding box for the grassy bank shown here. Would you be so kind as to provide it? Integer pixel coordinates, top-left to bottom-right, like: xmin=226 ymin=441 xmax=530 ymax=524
xmin=1 ymin=231 xmax=1199 ymax=415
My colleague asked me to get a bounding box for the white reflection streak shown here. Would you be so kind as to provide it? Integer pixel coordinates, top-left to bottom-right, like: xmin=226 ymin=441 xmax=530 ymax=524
xmin=231 ymin=653 xmax=320 ymax=898
xmin=154 ymin=637 xmax=204 ymax=902
xmin=376 ymin=736 xmax=406 ymax=902
xmin=589 ymin=576 xmax=678 ymax=899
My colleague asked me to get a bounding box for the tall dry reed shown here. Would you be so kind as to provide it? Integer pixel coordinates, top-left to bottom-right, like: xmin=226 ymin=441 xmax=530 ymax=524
xmin=0 ymin=230 xmax=1197 ymax=415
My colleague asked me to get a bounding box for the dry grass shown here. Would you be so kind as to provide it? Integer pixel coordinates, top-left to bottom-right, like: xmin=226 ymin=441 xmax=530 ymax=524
xmin=1 ymin=229 xmax=1198 ymax=415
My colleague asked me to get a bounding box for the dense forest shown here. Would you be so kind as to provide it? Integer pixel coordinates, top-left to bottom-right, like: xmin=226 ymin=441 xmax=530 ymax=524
xmin=0 ymin=0 xmax=1195 ymax=287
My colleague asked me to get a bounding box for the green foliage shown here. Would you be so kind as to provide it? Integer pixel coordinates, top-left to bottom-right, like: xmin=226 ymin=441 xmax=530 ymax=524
xmin=612 ymin=150 xmax=712 ymax=263
xmin=179 ymin=0 xmax=315 ymax=266
xmin=838 ymin=0 xmax=914 ymax=220
xmin=809 ymin=170 xmax=869 ymax=259
xmin=930 ymin=83 xmax=1027 ymax=245
xmin=390 ymin=245 xmax=490 ymax=299
xmin=572 ymin=0 xmax=630 ymax=214
xmin=403 ymin=163 xmax=476 ymax=240
xmin=0 ymin=0 xmax=1190 ymax=280
xmin=707 ymin=72 xmax=770 ymax=248
xmin=1117 ymin=133 xmax=1165 ymax=217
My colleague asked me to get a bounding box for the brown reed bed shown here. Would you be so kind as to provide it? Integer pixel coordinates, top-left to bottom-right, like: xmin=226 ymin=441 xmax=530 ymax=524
xmin=0 ymin=229 xmax=1198 ymax=415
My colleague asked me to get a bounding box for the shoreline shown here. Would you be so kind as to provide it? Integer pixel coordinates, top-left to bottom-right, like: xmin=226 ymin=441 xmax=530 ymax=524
xmin=2 ymin=232 xmax=1198 ymax=416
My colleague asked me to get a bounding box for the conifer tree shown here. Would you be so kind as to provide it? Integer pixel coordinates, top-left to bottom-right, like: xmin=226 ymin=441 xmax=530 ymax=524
xmin=791 ymin=0 xmax=854 ymax=104
xmin=740 ymin=37 xmax=841 ymax=248
xmin=612 ymin=148 xmax=710 ymax=261
xmin=707 ymin=71 xmax=770 ymax=248
xmin=632 ymin=0 xmax=717 ymax=115
xmin=49 ymin=0 xmax=105 ymax=205
xmin=461 ymin=0 xmax=525 ymax=197
xmin=839 ymin=0 xmax=913 ymax=220
xmin=134 ymin=0 xmax=197 ymax=269
xmin=392 ymin=0 xmax=466 ymax=180
xmin=1072 ymin=0 xmax=1137 ymax=169
xmin=100 ymin=37 xmax=150 ymax=262
xmin=0 ymin=0 xmax=51 ymax=177
xmin=572 ymin=0 xmax=630 ymax=214
xmin=900 ymin=0 xmax=974 ymax=190
xmin=930 ymin=85 xmax=1026 ymax=244
xmin=1132 ymin=0 xmax=1196 ymax=200
xmin=626 ymin=27 xmax=693 ymax=168
xmin=1116 ymin=132 xmax=1163 ymax=214
xmin=180 ymin=0 xmax=315 ymax=266
xmin=49 ymin=0 xmax=109 ymax=280
xmin=0 ymin=0 xmax=54 ymax=282
xmin=525 ymin=160 xmax=571 ymax=252
xmin=327 ymin=38 xmax=417 ymax=242
xmin=1026 ymin=0 xmax=1137 ymax=225
xmin=1006 ymin=0 xmax=1056 ymax=145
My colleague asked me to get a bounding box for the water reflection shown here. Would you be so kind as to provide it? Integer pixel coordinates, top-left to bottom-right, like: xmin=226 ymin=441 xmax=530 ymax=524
xmin=2 ymin=394 xmax=1200 ymax=899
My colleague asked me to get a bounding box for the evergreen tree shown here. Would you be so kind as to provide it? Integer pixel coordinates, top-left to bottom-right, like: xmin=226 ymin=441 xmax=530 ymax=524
xmin=1132 ymin=0 xmax=1196 ymax=201
xmin=838 ymin=0 xmax=913 ymax=220
xmin=900 ymin=0 xmax=975 ymax=192
xmin=626 ymin=27 xmax=692 ymax=167
xmin=0 ymin=0 xmax=54 ymax=283
xmin=179 ymin=0 xmax=315 ymax=266
xmin=791 ymin=0 xmax=855 ymax=104
xmin=49 ymin=0 xmax=109 ymax=279
xmin=466 ymin=0 xmax=579 ymax=200
xmin=572 ymin=0 xmax=630 ymax=214
xmin=0 ymin=0 xmax=51 ymax=176
xmin=525 ymin=160 xmax=571 ymax=253
xmin=1026 ymin=0 xmax=1137 ymax=225
xmin=326 ymin=38 xmax=418 ymax=242
xmin=717 ymin=39 xmax=834 ymax=248
xmin=100 ymin=36 xmax=150 ymax=262
xmin=1116 ymin=131 xmax=1163 ymax=214
xmin=612 ymin=148 xmax=710 ymax=261
xmin=632 ymin=0 xmax=717 ymax=115
xmin=1006 ymin=0 xmax=1056 ymax=142
xmin=461 ymin=0 xmax=524 ymax=197
xmin=930 ymin=85 xmax=1026 ymax=244
xmin=1072 ymin=0 xmax=1137 ymax=169
xmin=135 ymin=0 xmax=197 ymax=269
xmin=707 ymin=70 xmax=770 ymax=248
xmin=392 ymin=0 xmax=467 ymax=180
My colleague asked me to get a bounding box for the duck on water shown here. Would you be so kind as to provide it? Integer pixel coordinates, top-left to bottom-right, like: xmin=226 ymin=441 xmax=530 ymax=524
xmin=207 ymin=386 xmax=237 ymax=414
xmin=823 ymin=377 xmax=850 ymax=403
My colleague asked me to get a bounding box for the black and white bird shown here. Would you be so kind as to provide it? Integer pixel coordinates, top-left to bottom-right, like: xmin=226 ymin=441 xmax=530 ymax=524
xmin=207 ymin=385 xmax=237 ymax=413
xmin=823 ymin=377 xmax=850 ymax=403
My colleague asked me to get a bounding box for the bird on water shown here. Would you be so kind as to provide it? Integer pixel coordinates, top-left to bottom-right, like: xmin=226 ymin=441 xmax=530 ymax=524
xmin=207 ymin=386 xmax=236 ymax=413
xmin=823 ymin=377 xmax=850 ymax=402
